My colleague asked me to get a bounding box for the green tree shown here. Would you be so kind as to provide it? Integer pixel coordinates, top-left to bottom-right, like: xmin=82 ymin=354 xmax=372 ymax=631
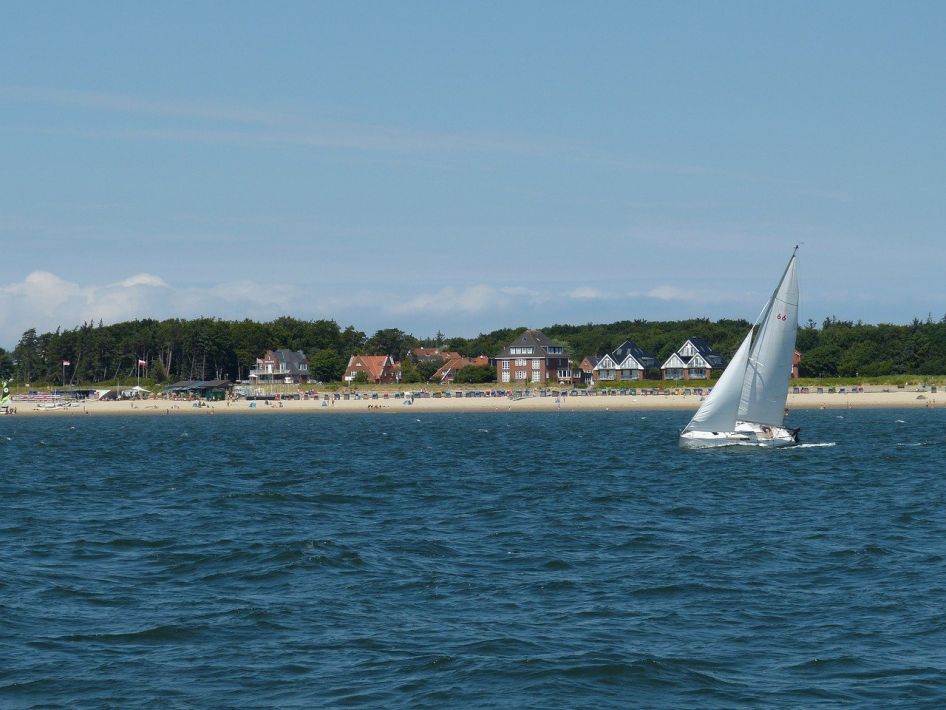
xmin=0 ymin=348 xmax=12 ymax=380
xmin=415 ymin=357 xmax=445 ymax=383
xmin=310 ymin=349 xmax=346 ymax=382
xmin=13 ymin=329 xmax=40 ymax=384
xmin=799 ymin=344 xmax=841 ymax=377
xmin=365 ymin=328 xmax=417 ymax=361
xmin=455 ymin=365 xmax=496 ymax=384
xmin=399 ymin=358 xmax=423 ymax=383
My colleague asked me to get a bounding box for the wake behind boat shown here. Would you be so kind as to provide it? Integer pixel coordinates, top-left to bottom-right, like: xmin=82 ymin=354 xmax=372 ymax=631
xmin=680 ymin=248 xmax=800 ymax=448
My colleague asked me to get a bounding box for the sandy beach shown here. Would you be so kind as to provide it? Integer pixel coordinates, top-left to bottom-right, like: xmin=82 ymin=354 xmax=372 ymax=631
xmin=6 ymin=387 xmax=943 ymax=417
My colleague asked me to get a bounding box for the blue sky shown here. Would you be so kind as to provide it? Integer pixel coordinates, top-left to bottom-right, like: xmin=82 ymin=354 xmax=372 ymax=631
xmin=1 ymin=2 xmax=944 ymax=348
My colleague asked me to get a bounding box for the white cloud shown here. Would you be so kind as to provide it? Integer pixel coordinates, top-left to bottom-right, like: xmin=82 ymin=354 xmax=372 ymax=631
xmin=115 ymin=273 xmax=169 ymax=289
xmin=0 ymin=271 xmax=306 ymax=348
xmin=647 ymin=284 xmax=737 ymax=303
xmin=387 ymin=285 xmax=513 ymax=315
xmin=3 ymin=84 xmax=544 ymax=156
xmin=568 ymin=286 xmax=607 ymax=300
xmin=498 ymin=286 xmax=549 ymax=305
xmin=0 ymin=85 xmax=287 ymax=126
xmin=647 ymin=285 xmax=699 ymax=302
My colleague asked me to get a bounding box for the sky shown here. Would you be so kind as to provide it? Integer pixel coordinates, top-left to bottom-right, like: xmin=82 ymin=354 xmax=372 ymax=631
xmin=1 ymin=1 xmax=944 ymax=349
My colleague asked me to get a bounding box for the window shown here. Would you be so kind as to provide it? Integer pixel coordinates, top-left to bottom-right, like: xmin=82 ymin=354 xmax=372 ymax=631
xmin=515 ymin=370 xmax=527 ymax=380
xmin=532 ymin=359 xmax=540 ymax=370
xmin=531 ymin=371 xmax=541 ymax=382
xmin=515 ymin=358 xmax=527 ymax=367
xmin=502 ymin=361 xmax=510 ymax=370
xmin=502 ymin=371 xmax=510 ymax=383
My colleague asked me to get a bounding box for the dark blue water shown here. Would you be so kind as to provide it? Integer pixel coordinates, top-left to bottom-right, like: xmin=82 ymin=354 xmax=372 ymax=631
xmin=3 ymin=408 xmax=946 ymax=708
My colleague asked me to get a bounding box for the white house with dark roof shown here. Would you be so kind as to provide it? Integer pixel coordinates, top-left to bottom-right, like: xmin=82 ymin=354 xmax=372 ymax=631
xmin=661 ymin=338 xmax=725 ymax=380
xmin=249 ymin=349 xmax=310 ymax=384
xmin=592 ymin=340 xmax=656 ymax=383
xmin=494 ymin=329 xmax=571 ymax=384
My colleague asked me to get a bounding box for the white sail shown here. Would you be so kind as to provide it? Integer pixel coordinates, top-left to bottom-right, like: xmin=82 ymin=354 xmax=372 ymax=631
xmin=738 ymin=253 xmax=799 ymax=426
xmin=683 ymin=329 xmax=753 ymax=433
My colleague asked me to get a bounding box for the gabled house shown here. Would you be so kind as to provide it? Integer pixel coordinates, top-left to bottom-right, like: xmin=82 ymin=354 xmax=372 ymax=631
xmin=661 ymin=338 xmax=725 ymax=380
xmin=494 ymin=329 xmax=570 ymax=384
xmin=409 ymin=347 xmax=461 ymax=363
xmin=249 ymin=349 xmax=310 ymax=384
xmin=792 ymin=349 xmax=801 ymax=378
xmin=592 ymin=340 xmax=656 ymax=383
xmin=432 ymin=355 xmax=490 ymax=384
xmin=578 ymin=355 xmax=599 ymax=385
xmin=344 ymin=355 xmax=400 ymax=384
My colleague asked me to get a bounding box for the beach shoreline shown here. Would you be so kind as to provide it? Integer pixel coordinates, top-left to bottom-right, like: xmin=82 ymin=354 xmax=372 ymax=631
xmin=5 ymin=389 xmax=943 ymax=417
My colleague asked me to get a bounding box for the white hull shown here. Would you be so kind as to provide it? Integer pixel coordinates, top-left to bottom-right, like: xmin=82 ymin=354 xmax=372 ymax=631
xmin=680 ymin=422 xmax=799 ymax=449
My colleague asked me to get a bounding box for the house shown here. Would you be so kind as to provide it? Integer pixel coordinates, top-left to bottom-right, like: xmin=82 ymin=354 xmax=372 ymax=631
xmin=494 ymin=329 xmax=571 ymax=384
xmin=432 ymin=355 xmax=490 ymax=384
xmin=592 ymin=340 xmax=656 ymax=383
xmin=164 ymin=379 xmax=233 ymax=401
xmin=661 ymin=338 xmax=726 ymax=380
xmin=793 ymin=349 xmax=801 ymax=378
xmin=409 ymin=347 xmax=461 ymax=363
xmin=249 ymin=349 xmax=310 ymax=384
xmin=578 ymin=355 xmax=599 ymax=385
xmin=344 ymin=354 xmax=400 ymax=384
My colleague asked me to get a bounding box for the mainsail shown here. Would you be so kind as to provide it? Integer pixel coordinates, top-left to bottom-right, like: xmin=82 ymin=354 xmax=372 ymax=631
xmin=738 ymin=253 xmax=799 ymax=426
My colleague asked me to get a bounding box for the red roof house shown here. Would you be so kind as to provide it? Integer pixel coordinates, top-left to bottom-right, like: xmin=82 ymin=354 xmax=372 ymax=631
xmin=343 ymin=355 xmax=400 ymax=384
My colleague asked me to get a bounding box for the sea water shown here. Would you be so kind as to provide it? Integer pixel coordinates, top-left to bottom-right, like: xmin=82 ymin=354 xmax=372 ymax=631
xmin=2 ymin=408 xmax=946 ymax=708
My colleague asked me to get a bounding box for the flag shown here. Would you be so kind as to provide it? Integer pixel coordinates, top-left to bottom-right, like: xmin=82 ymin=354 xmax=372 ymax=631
xmin=62 ymin=360 xmax=71 ymax=366
xmin=138 ymin=359 xmax=147 ymax=367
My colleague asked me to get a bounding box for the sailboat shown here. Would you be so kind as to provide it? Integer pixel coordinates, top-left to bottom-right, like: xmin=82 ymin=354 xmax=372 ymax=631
xmin=680 ymin=247 xmax=800 ymax=448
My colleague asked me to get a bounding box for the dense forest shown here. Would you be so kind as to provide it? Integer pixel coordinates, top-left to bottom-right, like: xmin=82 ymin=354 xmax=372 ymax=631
xmin=2 ymin=314 xmax=946 ymax=386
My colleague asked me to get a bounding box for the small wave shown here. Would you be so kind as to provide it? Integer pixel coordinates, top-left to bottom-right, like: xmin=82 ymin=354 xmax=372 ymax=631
xmin=668 ymin=505 xmax=703 ymax=517
xmin=59 ymin=624 xmax=201 ymax=644
xmin=829 ymin=545 xmax=892 ymax=558
xmin=542 ymin=558 xmax=573 ymax=571
xmin=630 ymin=582 xmax=733 ymax=598
xmin=895 ymin=419 xmax=907 ymax=423
xmin=794 ymin=442 xmax=836 ymax=448
xmin=787 ymin=655 xmax=864 ymax=671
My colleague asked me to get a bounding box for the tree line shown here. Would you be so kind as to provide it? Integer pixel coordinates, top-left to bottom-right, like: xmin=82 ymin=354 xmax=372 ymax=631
xmin=2 ymin=314 xmax=946 ymax=386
